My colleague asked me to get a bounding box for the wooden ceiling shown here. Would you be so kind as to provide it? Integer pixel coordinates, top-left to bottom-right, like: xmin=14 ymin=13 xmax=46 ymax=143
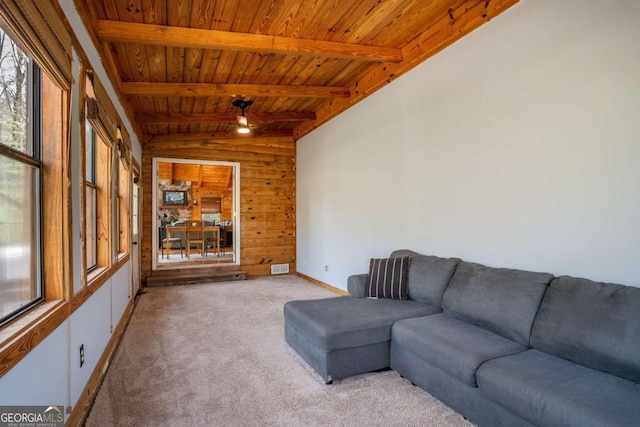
xmin=75 ymin=0 xmax=518 ymax=145
xmin=158 ymin=162 xmax=233 ymax=190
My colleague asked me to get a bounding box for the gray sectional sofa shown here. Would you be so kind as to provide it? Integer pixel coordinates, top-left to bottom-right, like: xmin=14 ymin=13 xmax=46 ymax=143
xmin=284 ymin=250 xmax=640 ymax=427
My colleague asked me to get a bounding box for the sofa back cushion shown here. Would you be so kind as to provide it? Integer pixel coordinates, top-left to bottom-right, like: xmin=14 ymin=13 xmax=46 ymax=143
xmin=407 ymin=255 xmax=461 ymax=306
xmin=390 ymin=249 xmax=420 ymax=258
xmin=442 ymin=262 xmax=554 ymax=346
xmin=389 ymin=250 xmax=461 ymax=307
xmin=530 ymin=276 xmax=640 ymax=383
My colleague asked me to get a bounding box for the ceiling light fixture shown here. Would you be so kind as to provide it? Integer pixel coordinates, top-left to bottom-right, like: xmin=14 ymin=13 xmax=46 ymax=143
xmin=232 ymin=99 xmax=254 ymax=134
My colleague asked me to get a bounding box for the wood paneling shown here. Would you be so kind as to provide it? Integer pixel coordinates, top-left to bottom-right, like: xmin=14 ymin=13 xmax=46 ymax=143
xmin=95 ymin=136 xmax=112 ymax=268
xmin=42 ymin=73 xmax=67 ymax=301
xmin=121 ymin=82 xmax=350 ymax=98
xmin=141 ymin=136 xmax=296 ymax=281
xmin=97 ymin=20 xmax=403 ymax=62
xmin=77 ymin=0 xmax=520 ymax=142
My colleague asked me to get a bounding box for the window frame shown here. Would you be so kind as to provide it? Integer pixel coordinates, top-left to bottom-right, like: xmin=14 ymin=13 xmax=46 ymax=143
xmin=0 ymin=41 xmax=44 ymax=326
xmin=84 ymin=120 xmax=98 ymax=272
xmin=0 ymin=17 xmax=70 ymax=378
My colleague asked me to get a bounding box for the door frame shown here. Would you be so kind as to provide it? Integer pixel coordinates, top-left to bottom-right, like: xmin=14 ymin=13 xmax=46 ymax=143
xmin=131 ymin=159 xmax=142 ymax=294
xmin=151 ymin=157 xmax=241 ymax=271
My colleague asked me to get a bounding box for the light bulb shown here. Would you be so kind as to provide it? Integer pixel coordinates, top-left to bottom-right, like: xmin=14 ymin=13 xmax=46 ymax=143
xmin=237 ymin=126 xmax=251 ymax=134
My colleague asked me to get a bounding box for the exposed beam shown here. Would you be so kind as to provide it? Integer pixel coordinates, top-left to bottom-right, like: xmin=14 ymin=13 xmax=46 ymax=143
xmin=226 ymin=168 xmax=233 ymax=189
xmin=135 ymin=111 xmax=316 ymax=125
xmin=97 ymin=20 xmax=403 ymax=63
xmin=121 ymin=82 xmax=349 ymax=99
xmin=145 ymin=129 xmax=293 ymax=144
xmin=293 ymin=0 xmax=519 ymax=138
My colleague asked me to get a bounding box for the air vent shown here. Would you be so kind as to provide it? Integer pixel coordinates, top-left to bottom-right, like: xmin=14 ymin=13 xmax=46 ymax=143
xmin=271 ymin=264 xmax=290 ymax=275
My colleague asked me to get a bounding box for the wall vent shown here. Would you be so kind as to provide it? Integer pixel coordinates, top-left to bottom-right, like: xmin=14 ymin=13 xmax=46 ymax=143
xmin=271 ymin=264 xmax=290 ymax=275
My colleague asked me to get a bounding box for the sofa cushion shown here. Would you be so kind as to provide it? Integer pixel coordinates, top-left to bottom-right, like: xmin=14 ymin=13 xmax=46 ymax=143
xmin=389 ymin=249 xmax=420 ymax=258
xmin=530 ymin=276 xmax=640 ymax=383
xmin=391 ymin=313 xmax=526 ymax=387
xmin=477 ymin=349 xmax=640 ymax=427
xmin=366 ymin=256 xmax=411 ymax=299
xmin=407 ymin=255 xmax=461 ymax=306
xmin=347 ymin=273 xmax=369 ymax=298
xmin=283 ymin=296 xmax=439 ymax=352
xmin=442 ymin=262 xmax=554 ymax=346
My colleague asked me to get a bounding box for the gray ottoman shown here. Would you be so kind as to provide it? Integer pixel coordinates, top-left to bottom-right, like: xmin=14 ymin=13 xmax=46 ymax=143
xmin=284 ymin=296 xmax=438 ymax=383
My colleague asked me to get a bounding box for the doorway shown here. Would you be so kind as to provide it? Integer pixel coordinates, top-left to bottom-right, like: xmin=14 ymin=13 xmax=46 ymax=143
xmin=151 ymin=158 xmax=240 ymax=270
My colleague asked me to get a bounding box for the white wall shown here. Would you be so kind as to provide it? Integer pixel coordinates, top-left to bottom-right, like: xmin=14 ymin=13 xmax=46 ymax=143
xmin=0 ymin=266 xmax=130 ymax=419
xmin=0 ymin=323 xmax=68 ymax=406
xmin=297 ymin=0 xmax=640 ymax=289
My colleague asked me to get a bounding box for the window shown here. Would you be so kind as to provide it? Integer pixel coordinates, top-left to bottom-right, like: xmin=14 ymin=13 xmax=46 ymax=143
xmin=85 ymin=121 xmax=97 ymax=270
xmin=84 ymin=71 xmax=114 ymax=278
xmin=0 ymin=28 xmax=43 ymax=324
xmin=201 ymin=197 xmax=221 ymax=224
xmin=84 ymin=127 xmax=111 ymax=276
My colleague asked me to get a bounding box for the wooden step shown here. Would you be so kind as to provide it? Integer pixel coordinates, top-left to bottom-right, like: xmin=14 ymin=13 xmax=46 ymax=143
xmin=146 ymin=267 xmax=246 ymax=287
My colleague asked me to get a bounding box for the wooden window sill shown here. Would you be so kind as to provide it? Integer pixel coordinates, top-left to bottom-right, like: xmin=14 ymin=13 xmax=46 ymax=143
xmin=87 ymin=266 xmax=109 ymax=288
xmin=0 ymin=300 xmax=67 ymax=378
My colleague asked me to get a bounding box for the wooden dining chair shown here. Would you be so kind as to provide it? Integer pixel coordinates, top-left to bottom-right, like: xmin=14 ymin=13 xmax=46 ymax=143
xmin=186 ymin=220 xmax=205 ymax=259
xmin=161 ymin=225 xmax=183 ymax=259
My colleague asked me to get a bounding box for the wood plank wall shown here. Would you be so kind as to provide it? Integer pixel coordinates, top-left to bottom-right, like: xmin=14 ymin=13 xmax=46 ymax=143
xmin=141 ymin=137 xmax=296 ymax=281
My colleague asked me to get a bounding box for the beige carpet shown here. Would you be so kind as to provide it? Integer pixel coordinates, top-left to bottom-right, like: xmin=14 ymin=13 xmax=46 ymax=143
xmin=86 ymin=275 xmax=473 ymax=427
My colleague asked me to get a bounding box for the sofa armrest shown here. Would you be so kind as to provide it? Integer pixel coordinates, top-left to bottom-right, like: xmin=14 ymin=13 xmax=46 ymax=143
xmin=347 ymin=274 xmax=369 ymax=298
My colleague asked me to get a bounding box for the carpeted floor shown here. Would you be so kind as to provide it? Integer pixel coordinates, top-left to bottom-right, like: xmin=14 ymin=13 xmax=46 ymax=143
xmin=86 ymin=275 xmax=473 ymax=427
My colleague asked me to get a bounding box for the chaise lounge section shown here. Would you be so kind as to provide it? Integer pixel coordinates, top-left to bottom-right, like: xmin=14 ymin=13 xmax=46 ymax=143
xmin=285 ymin=250 xmax=640 ymax=426
xmin=284 ymin=250 xmax=460 ymax=383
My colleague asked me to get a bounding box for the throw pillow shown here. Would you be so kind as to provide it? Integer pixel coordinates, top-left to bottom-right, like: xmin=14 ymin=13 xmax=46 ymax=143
xmin=366 ymin=256 xmax=411 ymax=299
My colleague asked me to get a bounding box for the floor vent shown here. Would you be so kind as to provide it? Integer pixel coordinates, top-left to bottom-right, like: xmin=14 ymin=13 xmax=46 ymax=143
xmin=271 ymin=264 xmax=290 ymax=275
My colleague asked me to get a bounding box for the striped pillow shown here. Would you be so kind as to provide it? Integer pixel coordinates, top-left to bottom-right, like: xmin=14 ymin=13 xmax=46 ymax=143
xmin=366 ymin=257 xmax=412 ymax=299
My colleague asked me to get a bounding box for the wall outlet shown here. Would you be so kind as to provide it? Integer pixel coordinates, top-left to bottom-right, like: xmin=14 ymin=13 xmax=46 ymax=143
xmin=323 ymin=265 xmax=329 ymax=272
xmin=79 ymin=344 xmax=85 ymax=368
xmin=303 ymin=258 xmax=307 ymax=265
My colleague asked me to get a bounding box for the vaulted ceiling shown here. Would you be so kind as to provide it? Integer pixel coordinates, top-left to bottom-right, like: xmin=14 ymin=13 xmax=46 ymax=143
xmin=75 ymin=0 xmax=517 ymax=146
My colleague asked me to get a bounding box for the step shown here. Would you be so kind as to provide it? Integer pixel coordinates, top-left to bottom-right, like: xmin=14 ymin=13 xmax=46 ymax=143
xmin=149 ymin=264 xmax=240 ymax=278
xmin=146 ymin=268 xmax=246 ymax=287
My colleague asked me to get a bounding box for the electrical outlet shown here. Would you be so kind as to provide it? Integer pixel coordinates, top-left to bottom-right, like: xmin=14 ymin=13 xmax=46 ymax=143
xmin=79 ymin=344 xmax=85 ymax=368
xmin=323 ymin=265 xmax=329 ymax=272
xmin=303 ymin=259 xmax=307 ymax=265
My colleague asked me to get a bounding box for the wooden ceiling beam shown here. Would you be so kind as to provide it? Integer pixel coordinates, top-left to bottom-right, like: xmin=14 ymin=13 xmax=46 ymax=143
xmin=145 ymin=129 xmax=293 ymax=144
xmin=293 ymin=0 xmax=519 ymax=139
xmin=97 ymin=20 xmax=403 ymax=63
xmin=226 ymin=168 xmax=233 ymax=189
xmin=135 ymin=111 xmax=316 ymax=125
xmin=121 ymin=82 xmax=349 ymax=98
